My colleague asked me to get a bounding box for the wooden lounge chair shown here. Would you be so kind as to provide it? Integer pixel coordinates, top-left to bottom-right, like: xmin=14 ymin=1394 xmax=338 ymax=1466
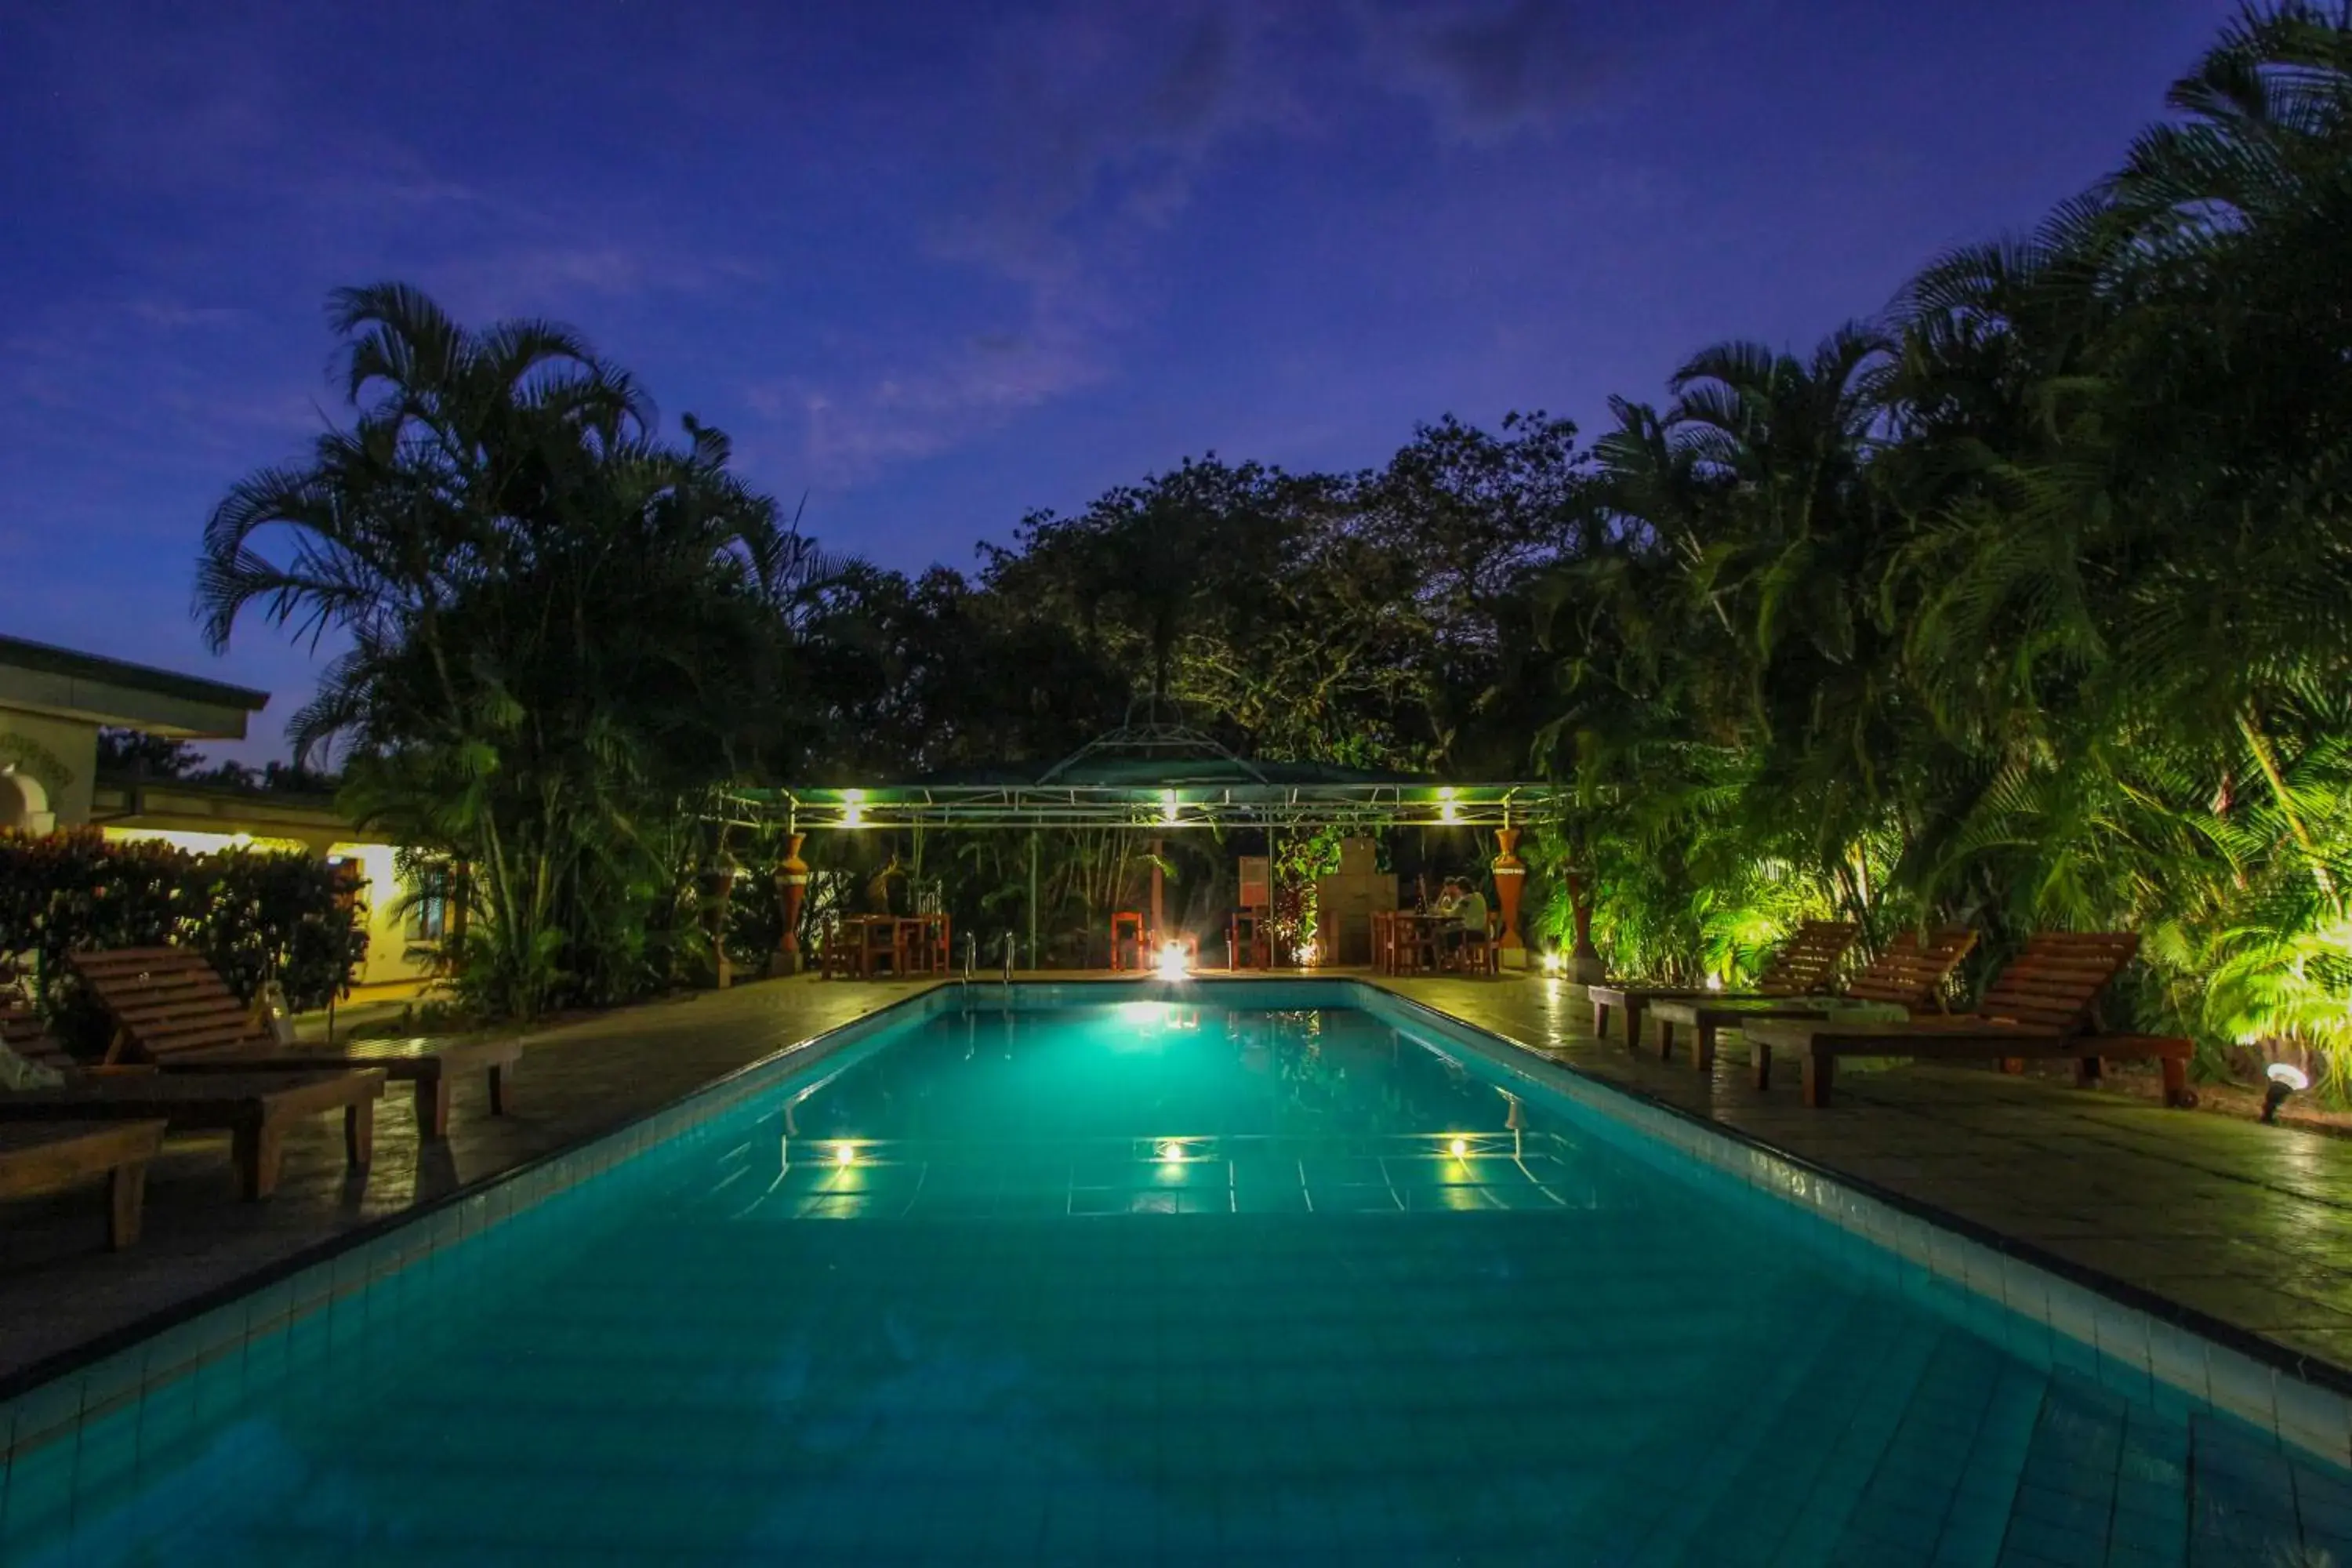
xmin=1741 ymin=931 xmax=2194 ymax=1109
xmin=0 ymin=1122 xmax=167 ymax=1249
xmin=70 ymin=947 xmax=519 ymax=1140
xmin=1588 ymin=920 xmax=1860 ymax=1048
xmin=1647 ymin=927 xmax=1980 ymax=1073
xmin=0 ymin=1070 xmax=384 ymax=1200
xmin=1 ymin=993 xmax=381 ymax=1200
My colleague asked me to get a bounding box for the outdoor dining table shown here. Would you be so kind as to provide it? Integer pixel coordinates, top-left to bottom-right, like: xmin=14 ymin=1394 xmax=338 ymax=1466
xmin=841 ymin=913 xmax=950 ymax=978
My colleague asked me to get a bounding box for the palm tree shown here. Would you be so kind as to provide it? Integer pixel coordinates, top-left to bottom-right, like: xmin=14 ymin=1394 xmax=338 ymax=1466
xmin=197 ymin=285 xmax=818 ymax=1016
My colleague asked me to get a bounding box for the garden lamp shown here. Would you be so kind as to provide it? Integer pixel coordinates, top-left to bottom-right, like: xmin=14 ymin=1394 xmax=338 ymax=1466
xmin=2263 ymin=1062 xmax=2308 ymax=1124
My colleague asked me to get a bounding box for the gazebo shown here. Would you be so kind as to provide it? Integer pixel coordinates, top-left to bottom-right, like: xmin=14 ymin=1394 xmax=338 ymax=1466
xmin=717 ymin=713 xmax=1567 ymax=974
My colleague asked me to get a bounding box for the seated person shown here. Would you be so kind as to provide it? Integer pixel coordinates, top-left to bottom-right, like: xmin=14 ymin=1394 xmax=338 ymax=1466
xmin=1443 ymin=877 xmax=1489 ymax=960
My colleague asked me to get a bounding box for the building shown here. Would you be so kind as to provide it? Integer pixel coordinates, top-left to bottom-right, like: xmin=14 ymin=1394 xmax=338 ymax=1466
xmin=0 ymin=633 xmax=436 ymax=995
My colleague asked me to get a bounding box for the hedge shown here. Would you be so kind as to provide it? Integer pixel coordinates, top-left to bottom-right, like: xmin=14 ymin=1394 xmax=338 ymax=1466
xmin=0 ymin=828 xmax=368 ymax=1054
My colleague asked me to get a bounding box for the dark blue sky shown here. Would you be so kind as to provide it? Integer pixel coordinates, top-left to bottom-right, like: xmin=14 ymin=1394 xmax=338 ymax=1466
xmin=2 ymin=0 xmax=2236 ymax=761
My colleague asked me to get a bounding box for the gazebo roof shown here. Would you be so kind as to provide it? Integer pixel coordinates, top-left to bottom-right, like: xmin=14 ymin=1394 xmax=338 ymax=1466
xmin=724 ymin=712 xmax=1559 ymax=831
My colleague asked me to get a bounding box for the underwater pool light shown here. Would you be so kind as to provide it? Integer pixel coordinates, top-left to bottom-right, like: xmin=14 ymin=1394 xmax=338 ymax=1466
xmin=1449 ymin=1137 xmax=1469 ymax=1160
xmin=1158 ymin=1139 xmax=1185 ymax=1164
xmin=833 ymin=1142 xmax=856 ymax=1166
xmin=2263 ymin=1062 xmax=2309 ymax=1124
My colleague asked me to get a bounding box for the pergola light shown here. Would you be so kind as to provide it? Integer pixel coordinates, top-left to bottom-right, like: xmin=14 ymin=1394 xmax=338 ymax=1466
xmin=1161 ymin=789 xmax=1179 ymax=824
xmin=1439 ymin=787 xmax=1460 ymax=825
xmin=1156 ymin=942 xmax=1190 ymax=982
xmin=842 ymin=789 xmax=866 ymax=828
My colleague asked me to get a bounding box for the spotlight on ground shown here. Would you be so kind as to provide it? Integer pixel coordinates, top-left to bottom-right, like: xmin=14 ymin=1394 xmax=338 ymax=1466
xmin=2263 ymin=1062 xmax=2309 ymax=1124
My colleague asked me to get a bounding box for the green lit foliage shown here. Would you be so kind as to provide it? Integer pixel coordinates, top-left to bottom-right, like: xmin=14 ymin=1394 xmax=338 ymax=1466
xmin=1518 ymin=3 xmax=2352 ymax=1090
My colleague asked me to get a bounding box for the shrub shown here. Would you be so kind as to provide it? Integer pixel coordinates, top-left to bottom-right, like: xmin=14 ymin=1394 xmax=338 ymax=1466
xmin=0 ymin=828 xmax=368 ymax=1053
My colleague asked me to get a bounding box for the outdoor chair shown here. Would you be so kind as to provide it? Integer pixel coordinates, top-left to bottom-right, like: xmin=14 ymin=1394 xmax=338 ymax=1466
xmin=0 ymin=995 xmax=160 ymax=1249
xmin=1 ymin=990 xmax=382 ymax=1201
xmin=1229 ymin=909 xmax=1273 ymax=970
xmin=1109 ymin=912 xmax=1148 ymax=971
xmin=857 ymin=917 xmax=905 ymax=977
xmin=1646 ymin=927 xmax=1979 ymax=1073
xmin=1588 ymin=920 xmax=1861 ymax=1048
xmin=0 ymin=1117 xmax=165 ymax=1250
xmin=68 ymin=947 xmax=518 ymax=1141
xmin=816 ymin=921 xmax=855 ymax=979
xmin=1740 ymin=931 xmax=2194 ymax=1109
xmin=1444 ymin=913 xmax=1502 ymax=978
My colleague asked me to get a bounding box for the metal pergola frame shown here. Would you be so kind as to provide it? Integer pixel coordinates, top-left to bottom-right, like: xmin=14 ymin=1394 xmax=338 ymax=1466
xmin=717 ymin=782 xmax=1559 ymax=833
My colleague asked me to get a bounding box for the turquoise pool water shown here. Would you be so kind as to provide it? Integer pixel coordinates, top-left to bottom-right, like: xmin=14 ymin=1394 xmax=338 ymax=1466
xmin=5 ymin=988 xmax=2350 ymax=1564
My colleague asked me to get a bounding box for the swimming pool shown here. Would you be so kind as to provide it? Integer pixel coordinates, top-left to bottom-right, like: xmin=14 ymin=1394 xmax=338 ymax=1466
xmin=4 ymin=981 xmax=2349 ymax=1563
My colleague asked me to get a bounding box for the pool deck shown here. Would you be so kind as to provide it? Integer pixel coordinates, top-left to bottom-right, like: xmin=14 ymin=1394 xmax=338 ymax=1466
xmin=6 ymin=970 xmax=2352 ymax=1399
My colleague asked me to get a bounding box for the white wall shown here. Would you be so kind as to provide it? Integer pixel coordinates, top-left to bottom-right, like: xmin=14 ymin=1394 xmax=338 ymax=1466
xmin=0 ymin=710 xmax=97 ymax=828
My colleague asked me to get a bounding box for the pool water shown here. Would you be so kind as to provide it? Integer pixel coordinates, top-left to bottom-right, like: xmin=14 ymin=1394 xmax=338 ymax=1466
xmin=9 ymin=994 xmax=2351 ymax=1565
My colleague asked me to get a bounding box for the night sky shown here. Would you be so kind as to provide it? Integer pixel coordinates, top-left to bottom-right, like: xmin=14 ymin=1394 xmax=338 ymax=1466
xmin=2 ymin=0 xmax=2238 ymax=761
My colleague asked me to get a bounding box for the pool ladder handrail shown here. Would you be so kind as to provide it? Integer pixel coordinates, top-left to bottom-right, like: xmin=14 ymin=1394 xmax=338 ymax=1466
xmin=962 ymin=931 xmax=977 ymax=982
xmin=1000 ymin=931 xmax=1017 ymax=988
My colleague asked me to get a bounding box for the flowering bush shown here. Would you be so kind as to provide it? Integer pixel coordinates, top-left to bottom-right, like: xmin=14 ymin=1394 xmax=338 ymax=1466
xmin=0 ymin=828 xmax=368 ymax=1054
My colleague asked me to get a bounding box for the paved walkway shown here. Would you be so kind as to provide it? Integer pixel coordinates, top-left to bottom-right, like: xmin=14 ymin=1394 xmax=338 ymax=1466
xmin=0 ymin=976 xmax=936 ymax=1388
xmin=1377 ymin=974 xmax=2352 ymax=1378
xmin=10 ymin=971 xmax=2352 ymax=1392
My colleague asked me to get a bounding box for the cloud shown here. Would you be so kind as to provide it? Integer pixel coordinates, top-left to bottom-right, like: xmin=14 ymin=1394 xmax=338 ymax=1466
xmin=762 ymin=3 xmax=1314 ymax=485
xmin=754 ymin=314 xmax=1107 ymax=486
xmin=125 ymin=302 xmax=246 ymax=330
xmin=1359 ymin=0 xmax=1624 ymax=140
xmin=436 ymin=243 xmax=765 ymax=310
xmin=754 ymin=2 xmax=1649 ymax=489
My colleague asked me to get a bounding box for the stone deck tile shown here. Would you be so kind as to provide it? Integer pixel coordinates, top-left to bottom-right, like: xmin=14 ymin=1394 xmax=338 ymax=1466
xmin=1376 ymin=973 xmax=2352 ymax=1376
xmin=0 ymin=975 xmax=935 ymax=1386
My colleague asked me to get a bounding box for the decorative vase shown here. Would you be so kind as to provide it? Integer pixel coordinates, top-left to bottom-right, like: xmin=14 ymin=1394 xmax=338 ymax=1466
xmin=774 ymin=833 xmax=810 ymax=975
xmin=1490 ymin=826 xmax=1527 ymax=966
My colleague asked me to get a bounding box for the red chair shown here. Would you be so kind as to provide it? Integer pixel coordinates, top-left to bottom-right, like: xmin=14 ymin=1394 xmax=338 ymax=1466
xmin=1110 ymin=912 xmax=1148 ymax=971
xmin=1229 ymin=909 xmax=1273 ymax=970
xmin=859 ymin=918 xmax=903 ymax=977
xmin=817 ymin=923 xmax=855 ymax=980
